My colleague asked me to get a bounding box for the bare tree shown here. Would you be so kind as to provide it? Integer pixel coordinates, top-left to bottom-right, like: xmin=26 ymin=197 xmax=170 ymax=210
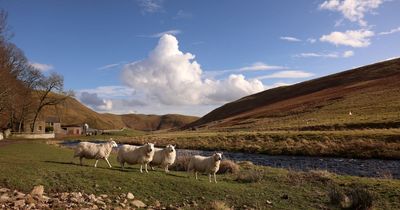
xmin=30 ymin=72 xmax=72 ymax=132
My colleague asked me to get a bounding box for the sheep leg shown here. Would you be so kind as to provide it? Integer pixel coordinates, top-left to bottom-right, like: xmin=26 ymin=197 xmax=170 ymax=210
xmin=164 ymin=165 xmax=169 ymax=173
xmin=140 ymin=165 xmax=143 ymax=173
xmin=195 ymin=172 xmax=198 ymax=180
xmin=145 ymin=163 xmax=149 ymax=173
xmin=120 ymin=162 xmax=125 ymax=170
xmin=105 ymin=158 xmax=112 ymax=168
xmin=214 ymin=173 xmax=217 ymax=183
xmin=79 ymin=157 xmax=83 ymax=166
xmin=209 ymin=174 xmax=212 ymax=183
xmin=94 ymin=159 xmax=98 ymax=168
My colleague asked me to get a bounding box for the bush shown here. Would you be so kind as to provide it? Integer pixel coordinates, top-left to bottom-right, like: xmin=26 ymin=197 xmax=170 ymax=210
xmin=328 ymin=185 xmax=374 ymax=210
xmin=349 ymin=187 xmax=374 ymax=210
xmin=328 ymin=185 xmax=348 ymax=207
xmin=235 ymin=169 xmax=264 ymax=183
xmin=218 ymin=160 xmax=240 ymax=174
xmin=45 ymin=126 xmax=54 ymax=133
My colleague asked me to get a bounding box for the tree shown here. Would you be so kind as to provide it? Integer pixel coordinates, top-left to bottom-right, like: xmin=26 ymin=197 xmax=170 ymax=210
xmin=30 ymin=72 xmax=73 ymax=132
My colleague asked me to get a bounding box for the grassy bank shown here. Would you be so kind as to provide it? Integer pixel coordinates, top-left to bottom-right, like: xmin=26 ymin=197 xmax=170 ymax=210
xmin=66 ymin=129 xmax=400 ymax=159
xmin=0 ymin=141 xmax=399 ymax=209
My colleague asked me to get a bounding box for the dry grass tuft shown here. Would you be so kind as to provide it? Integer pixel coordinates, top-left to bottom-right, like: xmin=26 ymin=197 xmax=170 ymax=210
xmin=209 ymin=200 xmax=232 ymax=210
xmin=235 ymin=169 xmax=264 ymax=183
xmin=218 ymin=160 xmax=240 ymax=174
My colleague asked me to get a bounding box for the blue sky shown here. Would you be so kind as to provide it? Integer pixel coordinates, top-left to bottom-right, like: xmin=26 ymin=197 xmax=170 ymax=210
xmin=1 ymin=0 xmax=399 ymax=116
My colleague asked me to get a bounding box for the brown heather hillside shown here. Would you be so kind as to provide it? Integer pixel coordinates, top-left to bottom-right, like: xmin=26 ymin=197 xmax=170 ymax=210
xmin=41 ymin=97 xmax=198 ymax=131
xmin=185 ymin=58 xmax=400 ymax=131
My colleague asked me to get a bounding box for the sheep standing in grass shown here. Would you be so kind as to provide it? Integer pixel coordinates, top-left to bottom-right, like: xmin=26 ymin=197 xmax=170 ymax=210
xmin=188 ymin=153 xmax=223 ymax=183
xmin=117 ymin=143 xmax=155 ymax=173
xmin=150 ymin=145 xmax=176 ymax=173
xmin=73 ymin=140 xmax=118 ymax=168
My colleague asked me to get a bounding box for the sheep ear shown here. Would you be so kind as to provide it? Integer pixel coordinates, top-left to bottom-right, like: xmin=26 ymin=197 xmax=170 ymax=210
xmin=173 ymin=145 xmax=176 ymax=148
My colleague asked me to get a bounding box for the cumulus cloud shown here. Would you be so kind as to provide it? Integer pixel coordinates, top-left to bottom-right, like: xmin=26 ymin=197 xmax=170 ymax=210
xmin=150 ymin=30 xmax=181 ymax=38
xmin=29 ymin=62 xmax=54 ymax=72
xmin=256 ymin=71 xmax=315 ymax=80
xmin=80 ymin=92 xmax=113 ymax=111
xmin=79 ymin=86 xmax=136 ymax=97
xmin=121 ymin=34 xmax=265 ymax=105
xmin=320 ymin=30 xmax=374 ymax=47
xmin=280 ymin=36 xmax=302 ymax=42
xmin=319 ymin=0 xmax=384 ymax=26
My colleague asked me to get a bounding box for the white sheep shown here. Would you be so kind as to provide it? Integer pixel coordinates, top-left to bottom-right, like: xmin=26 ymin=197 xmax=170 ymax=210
xmin=73 ymin=140 xmax=118 ymax=168
xmin=117 ymin=143 xmax=155 ymax=173
xmin=150 ymin=145 xmax=176 ymax=173
xmin=187 ymin=153 xmax=223 ymax=183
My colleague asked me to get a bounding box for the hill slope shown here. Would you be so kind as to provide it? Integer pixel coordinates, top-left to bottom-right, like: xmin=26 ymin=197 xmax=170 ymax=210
xmin=41 ymin=97 xmax=198 ymax=131
xmin=185 ymin=58 xmax=400 ymax=131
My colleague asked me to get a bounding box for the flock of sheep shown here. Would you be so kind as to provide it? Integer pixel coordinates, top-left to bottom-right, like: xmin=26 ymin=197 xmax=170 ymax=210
xmin=72 ymin=139 xmax=223 ymax=183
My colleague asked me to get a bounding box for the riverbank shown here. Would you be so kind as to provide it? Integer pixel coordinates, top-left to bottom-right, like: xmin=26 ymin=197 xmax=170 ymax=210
xmin=1 ymin=141 xmax=399 ymax=209
xmin=64 ymin=129 xmax=400 ymax=159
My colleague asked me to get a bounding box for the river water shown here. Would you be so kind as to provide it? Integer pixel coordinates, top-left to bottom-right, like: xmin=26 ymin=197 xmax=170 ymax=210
xmin=61 ymin=140 xmax=400 ymax=179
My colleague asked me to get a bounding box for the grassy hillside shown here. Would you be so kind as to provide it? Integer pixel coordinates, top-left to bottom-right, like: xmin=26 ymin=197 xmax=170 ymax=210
xmin=41 ymin=96 xmax=199 ymax=131
xmin=1 ymin=141 xmax=399 ymax=209
xmin=186 ymin=58 xmax=400 ymax=131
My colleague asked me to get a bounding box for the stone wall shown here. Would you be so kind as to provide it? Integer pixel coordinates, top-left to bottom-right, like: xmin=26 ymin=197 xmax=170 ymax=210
xmin=12 ymin=133 xmax=55 ymax=139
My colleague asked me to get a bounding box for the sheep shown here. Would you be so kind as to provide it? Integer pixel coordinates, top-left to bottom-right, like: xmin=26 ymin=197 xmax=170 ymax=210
xmin=149 ymin=144 xmax=176 ymax=173
xmin=187 ymin=153 xmax=223 ymax=183
xmin=117 ymin=143 xmax=155 ymax=173
xmin=73 ymin=139 xmax=118 ymax=168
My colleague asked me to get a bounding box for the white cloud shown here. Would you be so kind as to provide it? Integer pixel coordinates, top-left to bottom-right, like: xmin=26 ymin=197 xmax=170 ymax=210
xmin=121 ymin=34 xmax=265 ymax=105
xmin=137 ymin=0 xmax=163 ymax=14
xmin=256 ymin=71 xmax=315 ymax=80
xmin=150 ymin=29 xmax=181 ymax=38
xmin=238 ymin=62 xmax=286 ymax=71
xmin=29 ymin=62 xmax=54 ymax=72
xmin=295 ymin=50 xmax=354 ymax=58
xmin=307 ymin=38 xmax=317 ymax=43
xmin=97 ymin=62 xmax=126 ymax=70
xmin=343 ymin=50 xmax=354 ymax=58
xmin=80 ymin=92 xmax=113 ymax=111
xmin=320 ymin=30 xmax=374 ymax=47
xmin=79 ymin=86 xmax=136 ymax=98
xmin=319 ymin=0 xmax=384 ymax=26
xmin=280 ymin=36 xmax=302 ymax=42
xmin=379 ymin=27 xmax=400 ymax=35
xmin=295 ymin=52 xmax=339 ymax=58
xmin=263 ymin=82 xmax=291 ymax=90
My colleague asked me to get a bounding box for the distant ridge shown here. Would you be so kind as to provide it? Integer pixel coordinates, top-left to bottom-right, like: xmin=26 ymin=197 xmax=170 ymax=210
xmin=185 ymin=58 xmax=400 ymax=131
xmin=41 ymin=96 xmax=198 ymax=131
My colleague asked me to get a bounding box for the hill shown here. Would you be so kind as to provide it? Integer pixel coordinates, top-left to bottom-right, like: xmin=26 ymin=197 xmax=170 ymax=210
xmin=185 ymin=58 xmax=400 ymax=131
xmin=41 ymin=96 xmax=198 ymax=131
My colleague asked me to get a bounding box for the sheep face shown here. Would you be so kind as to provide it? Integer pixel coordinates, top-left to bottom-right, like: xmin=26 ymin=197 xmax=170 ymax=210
xmin=166 ymin=144 xmax=175 ymax=153
xmin=145 ymin=143 xmax=155 ymax=153
xmin=213 ymin=153 xmax=223 ymax=161
xmin=110 ymin=141 xmax=118 ymax=147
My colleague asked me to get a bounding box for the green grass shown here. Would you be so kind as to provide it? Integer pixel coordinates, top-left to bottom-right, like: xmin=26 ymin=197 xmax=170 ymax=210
xmin=1 ymin=141 xmax=400 ymax=209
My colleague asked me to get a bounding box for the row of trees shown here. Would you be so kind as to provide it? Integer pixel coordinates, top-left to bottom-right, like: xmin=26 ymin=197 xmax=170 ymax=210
xmin=0 ymin=10 xmax=72 ymax=132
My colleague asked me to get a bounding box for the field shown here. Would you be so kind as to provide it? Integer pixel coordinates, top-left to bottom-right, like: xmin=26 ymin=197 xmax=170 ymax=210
xmin=67 ymin=128 xmax=400 ymax=159
xmin=1 ymin=141 xmax=399 ymax=209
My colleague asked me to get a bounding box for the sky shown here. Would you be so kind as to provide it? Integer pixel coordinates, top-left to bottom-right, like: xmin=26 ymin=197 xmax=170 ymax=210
xmin=1 ymin=0 xmax=399 ymax=116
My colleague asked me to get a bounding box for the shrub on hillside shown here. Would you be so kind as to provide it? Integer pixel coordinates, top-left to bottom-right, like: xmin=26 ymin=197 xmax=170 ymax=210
xmin=218 ymin=160 xmax=240 ymax=174
xmin=235 ymin=169 xmax=264 ymax=183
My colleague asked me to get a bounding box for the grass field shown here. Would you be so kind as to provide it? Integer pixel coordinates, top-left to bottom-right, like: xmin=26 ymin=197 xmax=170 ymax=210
xmin=0 ymin=141 xmax=399 ymax=209
xmin=66 ymin=128 xmax=400 ymax=159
